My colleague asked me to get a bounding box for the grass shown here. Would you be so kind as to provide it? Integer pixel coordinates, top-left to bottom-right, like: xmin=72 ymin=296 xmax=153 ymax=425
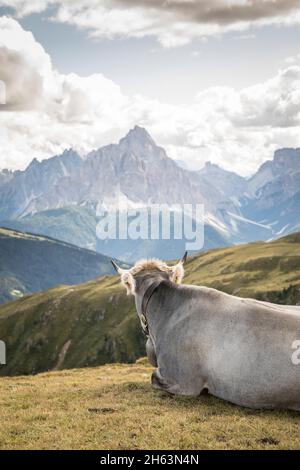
xmin=184 ymin=232 xmax=300 ymax=298
xmin=0 ymin=358 xmax=300 ymax=450
xmin=0 ymin=275 xmax=145 ymax=376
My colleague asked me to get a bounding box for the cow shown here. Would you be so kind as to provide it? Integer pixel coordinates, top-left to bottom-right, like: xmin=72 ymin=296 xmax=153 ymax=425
xmin=111 ymin=253 xmax=300 ymax=410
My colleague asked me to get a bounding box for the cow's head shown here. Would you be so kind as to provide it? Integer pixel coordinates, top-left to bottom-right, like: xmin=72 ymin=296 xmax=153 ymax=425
xmin=111 ymin=252 xmax=188 ymax=295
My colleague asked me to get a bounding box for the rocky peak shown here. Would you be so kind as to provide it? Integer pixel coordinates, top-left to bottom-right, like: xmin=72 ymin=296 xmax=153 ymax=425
xmin=121 ymin=125 xmax=154 ymax=144
xmin=26 ymin=157 xmax=39 ymax=170
xmin=60 ymin=147 xmax=80 ymax=159
xmin=204 ymin=161 xmax=218 ymax=169
xmin=248 ymin=148 xmax=300 ymax=197
xmin=118 ymin=125 xmax=159 ymax=157
xmin=25 ymin=149 xmax=82 ymax=176
xmin=200 ymin=161 xmax=242 ymax=177
xmin=273 ymin=148 xmax=300 ymax=173
xmin=0 ymin=169 xmax=14 ymax=187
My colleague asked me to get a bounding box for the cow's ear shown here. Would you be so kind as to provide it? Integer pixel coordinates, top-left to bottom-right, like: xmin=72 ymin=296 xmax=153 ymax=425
xmin=120 ymin=271 xmax=136 ymax=295
xmin=170 ymin=263 xmax=185 ymax=284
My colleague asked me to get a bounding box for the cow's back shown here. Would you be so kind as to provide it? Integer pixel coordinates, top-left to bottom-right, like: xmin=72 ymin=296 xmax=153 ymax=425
xmin=154 ymin=283 xmax=300 ymax=409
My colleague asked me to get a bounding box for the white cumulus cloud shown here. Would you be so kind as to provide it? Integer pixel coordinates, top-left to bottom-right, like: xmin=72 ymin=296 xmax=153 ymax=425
xmin=1 ymin=17 xmax=300 ymax=176
xmin=1 ymin=0 xmax=300 ymax=47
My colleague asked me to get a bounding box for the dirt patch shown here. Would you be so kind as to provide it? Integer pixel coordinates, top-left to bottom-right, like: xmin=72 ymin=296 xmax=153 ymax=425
xmin=53 ymin=339 xmax=71 ymax=371
xmin=88 ymin=407 xmax=116 ymax=414
xmin=256 ymin=437 xmax=279 ymax=445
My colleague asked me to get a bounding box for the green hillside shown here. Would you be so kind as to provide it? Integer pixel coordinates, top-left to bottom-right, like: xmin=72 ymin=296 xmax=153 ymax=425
xmin=0 ymin=232 xmax=300 ymax=377
xmin=0 ymin=227 xmax=120 ymax=304
xmin=185 ymin=231 xmax=300 ymax=302
xmin=2 ymin=205 xmax=99 ymax=251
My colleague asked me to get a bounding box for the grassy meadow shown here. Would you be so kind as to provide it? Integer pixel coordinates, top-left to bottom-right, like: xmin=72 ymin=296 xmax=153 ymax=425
xmin=1 ymin=358 xmax=300 ymax=450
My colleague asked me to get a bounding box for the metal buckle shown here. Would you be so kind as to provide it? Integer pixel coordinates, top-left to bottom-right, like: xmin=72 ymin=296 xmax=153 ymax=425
xmin=140 ymin=313 xmax=148 ymax=334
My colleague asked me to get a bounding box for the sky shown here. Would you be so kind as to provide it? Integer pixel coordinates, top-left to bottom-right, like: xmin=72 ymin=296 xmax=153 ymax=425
xmin=0 ymin=0 xmax=300 ymax=176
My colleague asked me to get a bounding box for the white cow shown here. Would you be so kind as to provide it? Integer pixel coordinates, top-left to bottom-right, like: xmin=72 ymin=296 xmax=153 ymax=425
xmin=112 ymin=254 xmax=300 ymax=410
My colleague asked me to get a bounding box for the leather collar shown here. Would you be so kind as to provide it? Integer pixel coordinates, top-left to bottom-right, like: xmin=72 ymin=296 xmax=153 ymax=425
xmin=140 ymin=279 xmax=164 ymax=336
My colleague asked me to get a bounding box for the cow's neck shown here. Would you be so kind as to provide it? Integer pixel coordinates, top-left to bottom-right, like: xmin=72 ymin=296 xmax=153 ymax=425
xmin=135 ymin=274 xmax=167 ymax=307
xmin=134 ymin=273 xmax=169 ymax=335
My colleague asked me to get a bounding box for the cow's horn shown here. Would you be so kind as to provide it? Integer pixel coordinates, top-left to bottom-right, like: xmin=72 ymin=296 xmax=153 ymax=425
xmin=111 ymin=259 xmax=123 ymax=273
xmin=181 ymin=251 xmax=188 ymax=264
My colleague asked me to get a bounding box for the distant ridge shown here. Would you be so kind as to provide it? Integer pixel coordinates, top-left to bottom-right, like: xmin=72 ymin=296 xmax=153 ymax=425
xmin=0 ymin=227 xmax=124 ymax=304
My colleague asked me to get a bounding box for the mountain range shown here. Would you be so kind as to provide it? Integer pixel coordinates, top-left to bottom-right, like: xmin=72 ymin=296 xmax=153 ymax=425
xmin=1 ymin=126 xmax=300 ymax=261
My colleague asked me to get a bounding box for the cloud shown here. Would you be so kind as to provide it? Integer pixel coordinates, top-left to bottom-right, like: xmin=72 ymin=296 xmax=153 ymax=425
xmin=0 ymin=16 xmax=55 ymax=110
xmin=285 ymin=53 xmax=300 ymax=64
xmin=0 ymin=47 xmax=44 ymax=110
xmin=117 ymin=0 xmax=300 ymax=25
xmin=229 ymin=67 xmax=300 ymax=128
xmin=0 ymin=0 xmax=47 ymax=16
xmin=1 ymin=0 xmax=300 ymax=47
xmin=0 ymin=16 xmax=131 ymax=168
xmin=1 ymin=17 xmax=300 ymax=176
